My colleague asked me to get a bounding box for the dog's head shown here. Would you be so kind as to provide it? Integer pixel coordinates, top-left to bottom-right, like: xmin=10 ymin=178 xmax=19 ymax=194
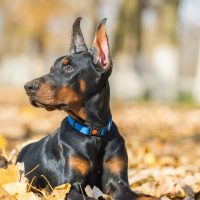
xmin=24 ymin=17 xmax=112 ymax=118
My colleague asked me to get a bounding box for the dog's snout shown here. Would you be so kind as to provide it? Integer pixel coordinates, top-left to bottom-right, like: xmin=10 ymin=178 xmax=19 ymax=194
xmin=24 ymin=81 xmax=40 ymax=94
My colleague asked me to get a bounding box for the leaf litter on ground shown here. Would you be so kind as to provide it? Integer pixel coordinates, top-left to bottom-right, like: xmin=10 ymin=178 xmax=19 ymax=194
xmin=1 ymin=91 xmax=200 ymax=199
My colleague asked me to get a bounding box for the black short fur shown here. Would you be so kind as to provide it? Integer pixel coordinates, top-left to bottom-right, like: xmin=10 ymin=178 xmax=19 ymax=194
xmin=17 ymin=18 xmax=157 ymax=200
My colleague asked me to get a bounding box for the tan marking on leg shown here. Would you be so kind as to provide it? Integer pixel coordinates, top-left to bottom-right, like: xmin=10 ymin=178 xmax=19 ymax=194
xmin=79 ymin=79 xmax=86 ymax=93
xmin=69 ymin=156 xmax=90 ymax=176
xmin=104 ymin=156 xmax=126 ymax=174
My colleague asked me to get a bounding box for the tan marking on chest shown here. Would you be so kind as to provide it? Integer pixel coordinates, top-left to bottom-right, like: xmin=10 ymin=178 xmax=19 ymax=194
xmin=104 ymin=156 xmax=126 ymax=174
xmin=79 ymin=79 xmax=86 ymax=93
xmin=69 ymin=156 xmax=90 ymax=176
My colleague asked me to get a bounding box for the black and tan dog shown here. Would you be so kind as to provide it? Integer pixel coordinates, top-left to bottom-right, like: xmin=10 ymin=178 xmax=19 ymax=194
xmin=17 ymin=18 xmax=157 ymax=200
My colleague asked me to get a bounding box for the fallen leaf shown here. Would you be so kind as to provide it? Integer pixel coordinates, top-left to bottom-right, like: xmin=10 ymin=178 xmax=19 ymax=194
xmin=48 ymin=183 xmax=71 ymax=200
xmin=0 ymin=186 xmax=15 ymax=200
xmin=85 ymin=185 xmax=112 ymax=200
xmin=92 ymin=186 xmax=104 ymax=199
xmin=0 ymin=135 xmax=7 ymax=148
xmin=17 ymin=192 xmax=40 ymax=200
xmin=85 ymin=185 xmax=93 ymax=197
xmin=16 ymin=162 xmax=25 ymax=179
xmin=2 ymin=181 xmax=27 ymax=196
xmin=0 ymin=164 xmax=20 ymax=185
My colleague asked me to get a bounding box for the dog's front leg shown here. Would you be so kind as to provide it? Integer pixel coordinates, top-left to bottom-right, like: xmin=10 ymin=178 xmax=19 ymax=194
xmin=101 ymin=142 xmax=137 ymax=200
xmin=102 ymin=142 xmax=158 ymax=200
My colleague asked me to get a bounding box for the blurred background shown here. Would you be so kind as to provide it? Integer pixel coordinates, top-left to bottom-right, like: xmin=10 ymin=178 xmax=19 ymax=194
xmin=0 ymin=0 xmax=200 ymax=102
xmin=0 ymin=0 xmax=200 ymax=198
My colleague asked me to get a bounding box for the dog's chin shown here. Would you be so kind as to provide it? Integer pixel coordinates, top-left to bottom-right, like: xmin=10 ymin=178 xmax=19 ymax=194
xmin=30 ymin=99 xmax=68 ymax=111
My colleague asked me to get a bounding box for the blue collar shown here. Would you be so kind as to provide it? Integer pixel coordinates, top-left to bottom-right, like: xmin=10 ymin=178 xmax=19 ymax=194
xmin=67 ymin=115 xmax=112 ymax=137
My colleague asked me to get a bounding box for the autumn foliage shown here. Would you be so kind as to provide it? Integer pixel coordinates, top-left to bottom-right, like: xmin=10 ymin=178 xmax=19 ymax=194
xmin=1 ymin=91 xmax=200 ymax=199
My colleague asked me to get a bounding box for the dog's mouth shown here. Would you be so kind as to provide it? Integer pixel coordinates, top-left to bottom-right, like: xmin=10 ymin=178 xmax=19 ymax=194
xmin=30 ymin=99 xmax=68 ymax=111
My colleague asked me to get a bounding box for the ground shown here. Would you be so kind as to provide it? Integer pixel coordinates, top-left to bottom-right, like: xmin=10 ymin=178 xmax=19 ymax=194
xmin=0 ymin=87 xmax=200 ymax=199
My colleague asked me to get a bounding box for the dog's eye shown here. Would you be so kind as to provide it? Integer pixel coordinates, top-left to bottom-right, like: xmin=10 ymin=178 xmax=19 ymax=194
xmin=63 ymin=65 xmax=74 ymax=73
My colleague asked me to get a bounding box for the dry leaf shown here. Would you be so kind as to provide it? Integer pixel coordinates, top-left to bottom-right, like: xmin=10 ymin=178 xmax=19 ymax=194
xmin=48 ymin=183 xmax=71 ymax=200
xmin=2 ymin=181 xmax=27 ymax=196
xmin=0 ymin=164 xmax=20 ymax=185
xmin=0 ymin=135 xmax=7 ymax=148
xmin=161 ymin=196 xmax=171 ymax=200
xmin=16 ymin=162 xmax=25 ymax=176
xmin=0 ymin=186 xmax=15 ymax=200
xmin=17 ymin=192 xmax=40 ymax=200
xmin=102 ymin=195 xmax=112 ymax=200
xmin=85 ymin=185 xmax=112 ymax=200
xmin=92 ymin=186 xmax=104 ymax=199
xmin=85 ymin=185 xmax=93 ymax=197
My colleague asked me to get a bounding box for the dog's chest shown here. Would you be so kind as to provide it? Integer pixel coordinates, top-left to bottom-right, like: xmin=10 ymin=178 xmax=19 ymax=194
xmin=84 ymin=138 xmax=105 ymax=187
xmin=63 ymin=136 xmax=106 ymax=186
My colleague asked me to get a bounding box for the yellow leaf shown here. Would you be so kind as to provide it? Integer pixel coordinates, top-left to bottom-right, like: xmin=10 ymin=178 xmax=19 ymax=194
xmin=144 ymin=153 xmax=156 ymax=166
xmin=48 ymin=183 xmax=71 ymax=200
xmin=85 ymin=185 xmax=93 ymax=197
xmin=0 ymin=135 xmax=7 ymax=148
xmin=0 ymin=165 xmax=20 ymax=185
xmin=102 ymin=194 xmax=113 ymax=200
xmin=54 ymin=183 xmax=71 ymax=191
xmin=0 ymin=186 xmax=15 ymax=200
xmin=17 ymin=192 xmax=40 ymax=200
xmin=2 ymin=181 xmax=27 ymax=197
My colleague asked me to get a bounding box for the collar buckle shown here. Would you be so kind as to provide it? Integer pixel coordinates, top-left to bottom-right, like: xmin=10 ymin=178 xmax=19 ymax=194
xmin=90 ymin=127 xmax=102 ymax=136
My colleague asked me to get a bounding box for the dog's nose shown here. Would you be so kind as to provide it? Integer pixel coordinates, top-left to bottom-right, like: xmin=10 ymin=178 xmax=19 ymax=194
xmin=24 ymin=81 xmax=40 ymax=94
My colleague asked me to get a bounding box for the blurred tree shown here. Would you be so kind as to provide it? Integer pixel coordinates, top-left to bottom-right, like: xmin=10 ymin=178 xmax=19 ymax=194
xmin=110 ymin=0 xmax=147 ymax=99
xmin=159 ymin=0 xmax=180 ymax=44
xmin=111 ymin=0 xmax=181 ymax=100
xmin=112 ymin=0 xmax=180 ymax=60
xmin=112 ymin=0 xmax=140 ymax=55
xmin=90 ymin=0 xmax=100 ymax=37
xmin=2 ymin=0 xmax=68 ymax=55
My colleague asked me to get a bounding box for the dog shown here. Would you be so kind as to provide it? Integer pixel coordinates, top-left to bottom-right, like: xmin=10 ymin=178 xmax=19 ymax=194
xmin=17 ymin=17 xmax=157 ymax=200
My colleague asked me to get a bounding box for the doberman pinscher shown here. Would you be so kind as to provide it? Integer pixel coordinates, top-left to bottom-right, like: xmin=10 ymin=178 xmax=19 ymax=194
xmin=17 ymin=18 xmax=157 ymax=200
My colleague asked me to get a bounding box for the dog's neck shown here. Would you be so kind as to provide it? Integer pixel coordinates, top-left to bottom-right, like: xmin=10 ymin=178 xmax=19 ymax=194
xmin=85 ymin=82 xmax=111 ymax=128
xmin=67 ymin=82 xmax=111 ymax=128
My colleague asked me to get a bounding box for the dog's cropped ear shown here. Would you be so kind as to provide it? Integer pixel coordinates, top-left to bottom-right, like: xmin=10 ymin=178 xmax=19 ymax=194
xmin=91 ymin=18 xmax=112 ymax=70
xmin=70 ymin=17 xmax=88 ymax=54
